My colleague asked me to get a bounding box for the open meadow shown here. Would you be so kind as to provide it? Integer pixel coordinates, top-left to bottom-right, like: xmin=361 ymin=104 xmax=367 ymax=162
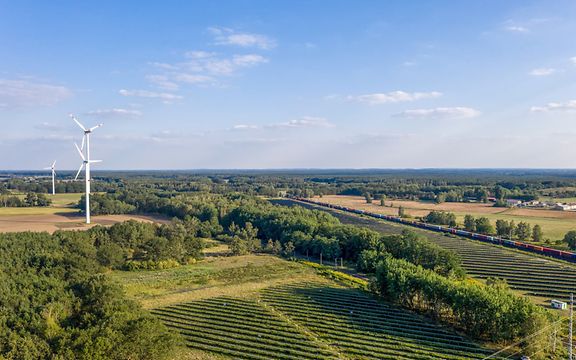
xmin=315 ymin=195 xmax=576 ymax=241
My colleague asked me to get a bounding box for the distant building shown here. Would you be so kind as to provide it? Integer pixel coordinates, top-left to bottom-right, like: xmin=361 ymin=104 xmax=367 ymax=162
xmin=554 ymin=203 xmax=576 ymax=211
xmin=505 ymin=199 xmax=522 ymax=207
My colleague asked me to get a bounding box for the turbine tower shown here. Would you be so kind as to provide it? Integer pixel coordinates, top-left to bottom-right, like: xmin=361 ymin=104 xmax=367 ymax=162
xmin=71 ymin=114 xmax=102 ymax=224
xmin=43 ymin=161 xmax=56 ymax=195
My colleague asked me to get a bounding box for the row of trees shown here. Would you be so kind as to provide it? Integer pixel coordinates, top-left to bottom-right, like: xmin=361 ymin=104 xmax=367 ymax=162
xmin=373 ymin=256 xmax=554 ymax=349
xmin=0 ymin=192 xmax=51 ymax=207
xmin=463 ymin=215 xmax=544 ymax=242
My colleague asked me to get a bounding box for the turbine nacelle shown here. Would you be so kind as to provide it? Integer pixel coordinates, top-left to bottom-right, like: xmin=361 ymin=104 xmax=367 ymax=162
xmin=69 ymin=114 xmax=102 ymax=134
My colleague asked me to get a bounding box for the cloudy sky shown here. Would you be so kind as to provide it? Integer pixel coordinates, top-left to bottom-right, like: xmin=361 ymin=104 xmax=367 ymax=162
xmin=1 ymin=0 xmax=576 ymax=169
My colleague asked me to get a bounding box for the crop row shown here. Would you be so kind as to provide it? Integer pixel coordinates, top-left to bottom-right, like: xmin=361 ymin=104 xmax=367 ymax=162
xmin=259 ymin=284 xmax=495 ymax=360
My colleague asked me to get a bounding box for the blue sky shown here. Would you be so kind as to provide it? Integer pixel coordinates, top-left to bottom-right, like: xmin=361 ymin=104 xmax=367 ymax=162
xmin=1 ymin=0 xmax=576 ymax=169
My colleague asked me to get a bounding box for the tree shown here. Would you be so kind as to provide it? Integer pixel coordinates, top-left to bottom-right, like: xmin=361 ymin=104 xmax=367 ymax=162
xmin=532 ymin=225 xmax=543 ymax=242
xmin=564 ymin=231 xmax=576 ymax=250
xmin=365 ymin=193 xmax=372 ymax=204
xmin=398 ymin=206 xmax=405 ymax=218
xmin=283 ymin=241 xmax=295 ymax=258
xmin=229 ymin=236 xmax=248 ymax=255
xmin=475 ymin=217 xmax=494 ymax=234
xmin=380 ymin=196 xmax=386 ymax=207
xmin=495 ymin=219 xmax=509 ymax=237
xmin=515 ymin=222 xmax=531 ymax=241
xmin=436 ymin=192 xmax=446 ymax=204
xmin=464 ymin=215 xmax=476 ymax=232
xmin=272 ymin=240 xmax=283 ymax=255
xmin=265 ymin=239 xmax=274 ymax=253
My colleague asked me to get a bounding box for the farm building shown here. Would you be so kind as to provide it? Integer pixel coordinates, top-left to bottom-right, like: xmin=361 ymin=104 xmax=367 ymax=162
xmin=553 ymin=203 xmax=576 ymax=211
xmin=505 ymin=199 xmax=523 ymax=207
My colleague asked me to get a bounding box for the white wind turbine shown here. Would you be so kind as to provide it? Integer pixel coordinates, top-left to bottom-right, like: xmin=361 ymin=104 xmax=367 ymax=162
xmin=43 ymin=161 xmax=57 ymax=195
xmin=71 ymin=114 xmax=102 ymax=224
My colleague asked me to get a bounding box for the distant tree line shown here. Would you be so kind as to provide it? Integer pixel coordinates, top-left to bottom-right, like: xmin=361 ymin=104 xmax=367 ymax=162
xmin=0 ymin=192 xmax=51 ymax=207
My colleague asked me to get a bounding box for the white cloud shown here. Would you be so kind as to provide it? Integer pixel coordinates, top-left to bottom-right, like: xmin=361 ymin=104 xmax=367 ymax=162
xmin=119 ymin=89 xmax=183 ymax=101
xmin=232 ymin=124 xmax=260 ymax=130
xmin=145 ymin=51 xmax=269 ymax=91
xmin=268 ymin=116 xmax=334 ymax=128
xmin=348 ymin=91 xmax=442 ymax=105
xmin=0 ymin=79 xmax=72 ymax=109
xmin=571 ymin=57 xmax=576 ymax=65
xmin=208 ymin=27 xmax=276 ymax=49
xmin=145 ymin=75 xmax=180 ymax=90
xmin=529 ymin=68 xmax=556 ymax=76
xmin=34 ymin=122 xmax=65 ymax=131
xmin=530 ymin=100 xmax=576 ymax=112
xmin=395 ymin=107 xmax=481 ymax=119
xmin=232 ymin=117 xmax=334 ymax=131
xmin=505 ymin=25 xmax=529 ymax=33
xmin=84 ymin=108 xmax=143 ymax=118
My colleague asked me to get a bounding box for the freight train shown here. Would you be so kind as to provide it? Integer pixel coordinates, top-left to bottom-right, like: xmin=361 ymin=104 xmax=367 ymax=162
xmin=292 ymin=197 xmax=576 ymax=262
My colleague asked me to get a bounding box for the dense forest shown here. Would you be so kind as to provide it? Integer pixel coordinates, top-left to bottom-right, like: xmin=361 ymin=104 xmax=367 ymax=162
xmin=0 ymin=231 xmax=178 ymax=359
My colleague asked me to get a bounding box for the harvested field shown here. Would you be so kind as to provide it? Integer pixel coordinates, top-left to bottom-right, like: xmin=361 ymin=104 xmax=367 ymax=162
xmin=0 ymin=212 xmax=169 ymax=233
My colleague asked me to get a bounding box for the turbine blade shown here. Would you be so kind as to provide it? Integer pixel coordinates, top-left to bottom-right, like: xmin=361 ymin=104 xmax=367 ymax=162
xmin=74 ymin=163 xmax=84 ymax=181
xmin=74 ymin=143 xmax=85 ymax=160
xmin=80 ymin=135 xmax=85 ymax=151
xmin=52 ymin=160 xmax=56 ymax=168
xmin=89 ymin=160 xmax=102 ymax=163
xmin=89 ymin=123 xmax=103 ymax=132
xmin=70 ymin=114 xmax=87 ymax=131
xmin=43 ymin=167 xmax=52 ymax=170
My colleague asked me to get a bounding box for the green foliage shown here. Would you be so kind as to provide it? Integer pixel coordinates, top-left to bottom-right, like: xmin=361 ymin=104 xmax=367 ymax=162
xmin=463 ymin=215 xmax=476 ymax=231
xmin=474 ymin=217 xmax=494 ymax=234
xmin=564 ymin=230 xmax=576 ymax=249
xmin=0 ymin=231 xmax=177 ymax=359
xmin=374 ymin=256 xmax=554 ymax=351
xmin=496 ymin=219 xmax=515 ymax=237
xmin=123 ymin=259 xmax=181 ymax=271
xmin=358 ymin=230 xmax=464 ymax=278
xmin=532 ymin=224 xmax=543 ymax=242
xmin=515 ymin=221 xmax=532 ymax=241
xmin=424 ymin=211 xmax=457 ymax=227
xmin=79 ymin=193 xmax=136 ymax=215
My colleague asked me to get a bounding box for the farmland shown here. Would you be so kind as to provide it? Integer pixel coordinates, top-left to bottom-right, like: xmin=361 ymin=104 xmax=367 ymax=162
xmin=0 ymin=193 xmax=170 ymax=233
xmin=314 ymin=195 xmax=576 ymax=241
xmin=278 ymin=199 xmax=576 ymax=304
xmin=117 ymin=253 xmax=496 ymax=359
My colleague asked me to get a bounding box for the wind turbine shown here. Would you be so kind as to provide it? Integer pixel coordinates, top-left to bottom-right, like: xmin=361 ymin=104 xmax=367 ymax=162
xmin=71 ymin=114 xmax=102 ymax=224
xmin=43 ymin=161 xmax=56 ymax=195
